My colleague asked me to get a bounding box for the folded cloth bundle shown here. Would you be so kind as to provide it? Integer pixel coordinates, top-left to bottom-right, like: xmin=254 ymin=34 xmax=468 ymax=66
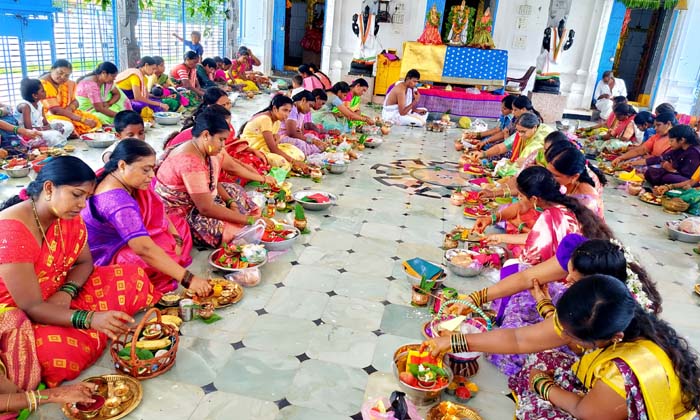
xmin=403 ymin=258 xmax=445 ymax=280
xmin=301 ymin=193 xmax=330 ymax=203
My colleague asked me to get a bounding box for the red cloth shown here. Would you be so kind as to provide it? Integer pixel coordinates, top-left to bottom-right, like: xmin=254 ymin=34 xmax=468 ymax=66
xmin=0 ymin=218 xmax=160 ymax=387
xmin=305 ymin=193 xmax=330 ymax=203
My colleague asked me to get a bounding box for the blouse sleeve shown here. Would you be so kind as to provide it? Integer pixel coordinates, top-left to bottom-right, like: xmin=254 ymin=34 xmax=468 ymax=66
xmin=592 ymin=360 xmax=626 ymax=400
xmin=257 ymin=116 xmax=274 ymax=133
xmin=94 ymin=190 xmax=149 ymax=242
xmin=0 ymin=220 xmax=39 ymax=264
xmin=555 ymin=233 xmax=587 ymax=270
xmin=179 ymin=155 xmax=212 ymax=195
xmin=77 ymin=80 xmax=102 ymax=103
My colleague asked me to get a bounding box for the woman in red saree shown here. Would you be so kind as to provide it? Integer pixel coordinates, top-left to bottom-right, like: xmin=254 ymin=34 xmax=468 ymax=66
xmin=0 ymin=156 xmax=160 ymax=388
xmin=82 ymin=140 xmax=211 ymax=296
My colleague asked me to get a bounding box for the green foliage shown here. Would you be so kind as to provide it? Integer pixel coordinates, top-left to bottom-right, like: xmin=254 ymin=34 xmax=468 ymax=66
xmin=616 ymin=0 xmax=678 ymax=8
xmin=87 ymin=0 xmax=227 ymax=20
xmin=294 ymin=203 xmax=306 ymax=221
xmin=418 ymin=276 xmax=436 ymax=293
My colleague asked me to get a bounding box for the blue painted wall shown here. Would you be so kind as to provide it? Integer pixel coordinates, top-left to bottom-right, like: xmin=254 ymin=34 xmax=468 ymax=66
xmin=596 ymin=1 xmax=627 ymax=85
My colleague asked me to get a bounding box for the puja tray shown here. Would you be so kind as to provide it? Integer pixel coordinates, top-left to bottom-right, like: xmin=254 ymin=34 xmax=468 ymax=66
xmin=61 ymin=374 xmax=142 ymax=420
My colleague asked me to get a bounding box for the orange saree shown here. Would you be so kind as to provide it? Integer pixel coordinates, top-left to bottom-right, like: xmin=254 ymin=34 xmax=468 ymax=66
xmin=40 ymin=79 xmax=101 ymax=135
xmin=0 ymin=218 xmax=160 ymax=387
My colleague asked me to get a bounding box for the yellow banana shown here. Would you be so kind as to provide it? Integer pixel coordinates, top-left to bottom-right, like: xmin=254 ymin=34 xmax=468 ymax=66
xmin=148 ymin=315 xmax=183 ymax=328
xmin=133 ymin=338 xmax=172 ymax=351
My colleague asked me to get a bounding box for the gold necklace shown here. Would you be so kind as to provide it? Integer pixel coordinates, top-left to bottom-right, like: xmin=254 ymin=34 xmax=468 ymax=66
xmin=31 ymin=199 xmax=66 ymax=278
xmin=109 ymin=173 xmax=134 ymax=196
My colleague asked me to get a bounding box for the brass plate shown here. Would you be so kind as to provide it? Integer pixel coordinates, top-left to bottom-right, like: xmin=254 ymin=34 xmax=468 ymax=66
xmin=62 ymin=374 xmax=142 ymax=420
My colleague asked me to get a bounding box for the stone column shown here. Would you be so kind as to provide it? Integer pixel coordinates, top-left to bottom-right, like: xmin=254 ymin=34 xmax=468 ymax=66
xmin=566 ymin=0 xmax=613 ymax=109
xmin=226 ymin=0 xmax=240 ymax=57
xmin=115 ymin=0 xmax=140 ymax=69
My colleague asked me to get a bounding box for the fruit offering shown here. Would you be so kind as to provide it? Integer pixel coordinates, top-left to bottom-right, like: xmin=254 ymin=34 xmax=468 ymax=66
xmin=398 ymin=349 xmax=449 ymax=390
xmin=262 ymin=224 xmax=299 ymax=242
xmin=212 ymin=243 xmax=265 ymax=269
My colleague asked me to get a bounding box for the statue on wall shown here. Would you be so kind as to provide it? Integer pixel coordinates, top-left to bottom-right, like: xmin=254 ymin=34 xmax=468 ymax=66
xmin=350 ymin=0 xmax=380 ymax=76
xmin=535 ymin=18 xmax=575 ymax=94
xmin=418 ymin=4 xmax=443 ymax=45
xmin=468 ymin=7 xmax=495 ymax=49
xmin=446 ymin=0 xmax=469 ymax=46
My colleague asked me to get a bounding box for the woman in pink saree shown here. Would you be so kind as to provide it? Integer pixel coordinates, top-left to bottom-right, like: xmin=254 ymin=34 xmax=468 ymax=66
xmin=82 ymin=139 xmax=211 ymax=296
xmin=483 ymin=166 xmax=614 ymax=375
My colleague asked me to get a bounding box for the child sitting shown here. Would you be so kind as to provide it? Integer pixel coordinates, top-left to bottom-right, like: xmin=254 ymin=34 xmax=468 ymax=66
xmin=14 ymin=78 xmax=70 ymax=146
xmin=102 ymin=110 xmax=146 ymax=162
xmin=289 ymin=75 xmax=304 ymax=97
xmin=151 ymin=86 xmax=183 ymax=113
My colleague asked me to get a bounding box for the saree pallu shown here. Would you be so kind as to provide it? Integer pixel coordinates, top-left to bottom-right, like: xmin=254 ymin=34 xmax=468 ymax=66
xmin=0 ymin=218 xmax=159 ymax=387
xmin=311 ymin=110 xmax=350 ymax=133
xmin=75 ymin=80 xmax=132 ymax=125
xmin=86 ymin=188 xmax=194 ymax=294
xmin=40 ymin=80 xmax=101 ymax=135
xmin=487 ymin=207 xmax=580 ymax=375
xmin=338 ymin=94 xmax=364 ymax=128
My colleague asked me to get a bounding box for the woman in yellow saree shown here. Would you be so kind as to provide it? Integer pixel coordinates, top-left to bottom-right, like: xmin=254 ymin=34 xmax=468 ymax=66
xmin=40 ymin=60 xmax=101 ymax=136
xmin=424 ymin=274 xmax=700 ymax=420
xmin=240 ymin=95 xmax=307 ymax=173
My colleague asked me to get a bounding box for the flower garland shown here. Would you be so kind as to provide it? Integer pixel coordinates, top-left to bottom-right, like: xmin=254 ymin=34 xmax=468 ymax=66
xmin=610 ymin=239 xmax=654 ymax=312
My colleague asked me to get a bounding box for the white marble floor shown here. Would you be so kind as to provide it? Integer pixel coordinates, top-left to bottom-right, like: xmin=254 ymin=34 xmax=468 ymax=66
xmin=2 ymin=95 xmax=698 ymax=420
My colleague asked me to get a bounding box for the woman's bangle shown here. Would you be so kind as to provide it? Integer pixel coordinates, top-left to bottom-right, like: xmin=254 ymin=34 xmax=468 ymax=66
xmin=58 ymin=282 xmax=80 ymax=299
xmin=517 ymin=222 xmax=526 ymax=233
xmin=71 ymin=310 xmax=91 ymax=329
xmin=476 ymin=132 xmax=482 ymax=140
xmin=181 ymin=270 xmax=194 ymax=288
xmin=12 ymin=126 xmax=19 ymax=135
xmin=491 ymin=213 xmax=497 ymax=224
xmin=173 ymin=234 xmax=183 ymax=246
xmin=468 ymin=289 xmax=488 ymax=307
xmin=225 ymin=198 xmax=235 ymax=208
xmin=536 ymin=298 xmax=556 ymax=319
xmin=247 ymin=216 xmax=256 ymax=225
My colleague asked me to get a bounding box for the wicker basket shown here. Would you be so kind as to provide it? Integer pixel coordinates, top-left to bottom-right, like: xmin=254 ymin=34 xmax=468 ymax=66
xmin=661 ymin=196 xmax=689 ymax=213
xmin=427 ymin=402 xmax=483 ymax=420
xmin=110 ymin=308 xmax=179 ymax=379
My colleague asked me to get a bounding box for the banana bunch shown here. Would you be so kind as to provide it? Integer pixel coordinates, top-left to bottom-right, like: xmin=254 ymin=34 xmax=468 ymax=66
xmin=132 ymin=337 xmax=172 ymax=351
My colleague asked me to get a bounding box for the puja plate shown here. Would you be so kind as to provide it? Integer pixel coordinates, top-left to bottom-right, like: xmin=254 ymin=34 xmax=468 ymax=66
xmin=426 ymin=401 xmax=483 ymax=420
xmin=190 ymin=279 xmax=243 ymax=309
xmin=208 ymin=249 xmax=268 ymax=272
xmin=639 ymin=193 xmax=662 ymax=206
xmin=62 ymin=374 xmax=142 ymax=420
xmin=462 ymin=206 xmax=490 ymax=220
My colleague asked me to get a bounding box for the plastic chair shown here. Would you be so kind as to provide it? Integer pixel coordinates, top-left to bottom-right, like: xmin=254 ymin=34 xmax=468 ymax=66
xmin=506 ymin=66 xmax=536 ymax=92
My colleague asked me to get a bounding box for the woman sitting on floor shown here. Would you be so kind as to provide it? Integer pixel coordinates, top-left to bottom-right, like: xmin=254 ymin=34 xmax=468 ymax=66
xmin=465 ymin=95 xmax=515 ymax=150
xmin=148 ymin=56 xmax=187 ymax=110
xmin=83 ymin=139 xmax=211 ymax=295
xmin=154 ymin=107 xmax=272 ymax=248
xmin=240 ymin=95 xmax=308 ymax=173
xmin=312 ymin=82 xmax=372 ymax=132
xmin=634 ymin=111 xmax=655 ymax=143
xmin=308 ymin=63 xmax=332 ymax=90
xmin=591 ymin=103 xmax=639 ymax=151
xmin=41 ymin=59 xmax=101 ymax=136
xmin=645 ymin=125 xmax=700 ymax=187
xmin=446 ymin=237 xmax=660 ymax=377
xmin=170 ymin=51 xmax=204 ymax=105
xmin=15 ymin=78 xmax=70 ymax=146
xmin=279 ymin=90 xmax=329 ymax=157
xmin=482 ymin=166 xmax=613 ymax=374
xmin=342 ymin=78 xmax=373 ymax=128
xmin=115 ymin=56 xmax=167 ymax=113
xmin=472 ymin=112 xmax=553 ymax=177
xmin=298 ymin=64 xmax=324 ymax=91
xmin=164 ymin=89 xmax=276 ymax=186
xmin=76 ymin=62 xmax=132 ymax=125
xmin=425 ymin=274 xmax=697 ymax=420
xmin=612 ymin=112 xmax=676 ymax=169
xmin=0 ymin=156 xmax=159 ymax=387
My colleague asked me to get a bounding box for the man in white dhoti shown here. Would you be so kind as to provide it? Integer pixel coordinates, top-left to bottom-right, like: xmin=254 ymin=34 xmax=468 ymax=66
xmin=594 ymin=71 xmax=627 ymax=120
xmin=382 ymin=69 xmax=428 ymax=126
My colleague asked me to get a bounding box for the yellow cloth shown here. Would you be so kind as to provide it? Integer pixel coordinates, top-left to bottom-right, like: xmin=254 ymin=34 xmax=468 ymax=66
xmin=116 ymin=74 xmax=141 ymax=92
xmin=234 ymin=78 xmax=259 ymax=92
xmin=400 ymin=41 xmax=447 ymax=83
xmin=40 ymin=79 xmax=101 ymax=135
xmin=240 ymin=115 xmax=304 ymax=168
xmin=574 ymin=339 xmax=696 ymax=420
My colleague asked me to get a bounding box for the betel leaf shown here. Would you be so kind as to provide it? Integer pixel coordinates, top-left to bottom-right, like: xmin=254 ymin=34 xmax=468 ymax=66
xmin=118 ymin=347 xmax=154 ymax=361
